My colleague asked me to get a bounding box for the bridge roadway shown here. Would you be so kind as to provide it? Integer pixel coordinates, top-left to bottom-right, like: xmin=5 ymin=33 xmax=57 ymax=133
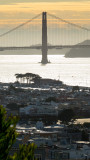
xmin=0 ymin=45 xmax=90 ymax=51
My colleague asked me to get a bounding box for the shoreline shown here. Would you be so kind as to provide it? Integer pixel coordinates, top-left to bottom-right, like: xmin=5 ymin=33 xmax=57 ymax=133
xmin=0 ymin=75 xmax=90 ymax=121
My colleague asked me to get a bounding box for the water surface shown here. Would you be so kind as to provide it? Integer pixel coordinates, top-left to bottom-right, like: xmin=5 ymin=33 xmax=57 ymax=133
xmin=0 ymin=54 xmax=90 ymax=87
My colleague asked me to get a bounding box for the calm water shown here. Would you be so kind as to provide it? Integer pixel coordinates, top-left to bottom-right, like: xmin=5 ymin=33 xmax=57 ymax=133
xmin=0 ymin=54 xmax=90 ymax=87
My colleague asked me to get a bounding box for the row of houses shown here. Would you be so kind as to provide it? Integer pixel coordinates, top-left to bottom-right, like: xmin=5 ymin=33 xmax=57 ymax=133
xmin=11 ymin=122 xmax=90 ymax=160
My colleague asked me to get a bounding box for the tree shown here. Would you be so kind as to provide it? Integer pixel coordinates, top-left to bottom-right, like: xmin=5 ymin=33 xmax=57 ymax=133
xmin=9 ymin=143 xmax=36 ymax=160
xmin=0 ymin=105 xmax=36 ymax=160
xmin=15 ymin=73 xmax=41 ymax=84
xmin=45 ymin=97 xmax=57 ymax=102
xmin=59 ymin=108 xmax=76 ymax=125
xmin=7 ymin=103 xmax=18 ymax=110
xmin=81 ymin=130 xmax=89 ymax=141
xmin=83 ymin=122 xmax=90 ymax=128
xmin=0 ymin=105 xmax=18 ymax=160
xmin=72 ymin=86 xmax=79 ymax=92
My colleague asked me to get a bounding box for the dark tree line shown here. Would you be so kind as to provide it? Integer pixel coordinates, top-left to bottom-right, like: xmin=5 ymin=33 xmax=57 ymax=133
xmin=15 ymin=73 xmax=41 ymax=84
xmin=58 ymin=108 xmax=76 ymax=125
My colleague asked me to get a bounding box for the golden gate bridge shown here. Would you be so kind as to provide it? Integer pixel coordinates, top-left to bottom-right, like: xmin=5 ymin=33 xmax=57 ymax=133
xmin=0 ymin=12 xmax=90 ymax=64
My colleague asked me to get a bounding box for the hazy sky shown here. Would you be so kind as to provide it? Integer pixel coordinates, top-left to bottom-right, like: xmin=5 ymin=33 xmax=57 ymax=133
xmin=0 ymin=0 xmax=90 ymax=37
xmin=0 ymin=0 xmax=90 ymax=25
xmin=0 ymin=0 xmax=90 ymax=46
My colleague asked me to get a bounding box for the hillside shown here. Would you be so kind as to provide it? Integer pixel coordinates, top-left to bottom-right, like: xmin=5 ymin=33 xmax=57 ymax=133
xmin=65 ymin=40 xmax=90 ymax=58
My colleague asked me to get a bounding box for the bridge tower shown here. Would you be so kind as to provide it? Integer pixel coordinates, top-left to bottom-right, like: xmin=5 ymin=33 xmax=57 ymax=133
xmin=41 ymin=12 xmax=48 ymax=64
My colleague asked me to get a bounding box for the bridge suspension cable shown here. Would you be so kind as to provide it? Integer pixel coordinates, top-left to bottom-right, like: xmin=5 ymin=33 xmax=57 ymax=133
xmin=0 ymin=13 xmax=41 ymax=37
xmin=48 ymin=13 xmax=90 ymax=31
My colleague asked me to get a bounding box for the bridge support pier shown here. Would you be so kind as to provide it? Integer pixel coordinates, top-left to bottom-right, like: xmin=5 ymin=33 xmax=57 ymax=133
xmin=41 ymin=12 xmax=49 ymax=64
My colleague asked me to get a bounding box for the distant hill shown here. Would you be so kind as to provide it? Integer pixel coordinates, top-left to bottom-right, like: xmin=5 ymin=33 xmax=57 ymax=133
xmin=0 ymin=48 xmax=70 ymax=55
xmin=65 ymin=40 xmax=90 ymax=58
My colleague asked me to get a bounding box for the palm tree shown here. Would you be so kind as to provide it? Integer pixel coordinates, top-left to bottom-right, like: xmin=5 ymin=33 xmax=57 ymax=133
xmin=25 ymin=73 xmax=30 ymax=84
xmin=15 ymin=73 xmax=19 ymax=82
xmin=15 ymin=73 xmax=23 ymax=83
xmin=15 ymin=73 xmax=42 ymax=85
